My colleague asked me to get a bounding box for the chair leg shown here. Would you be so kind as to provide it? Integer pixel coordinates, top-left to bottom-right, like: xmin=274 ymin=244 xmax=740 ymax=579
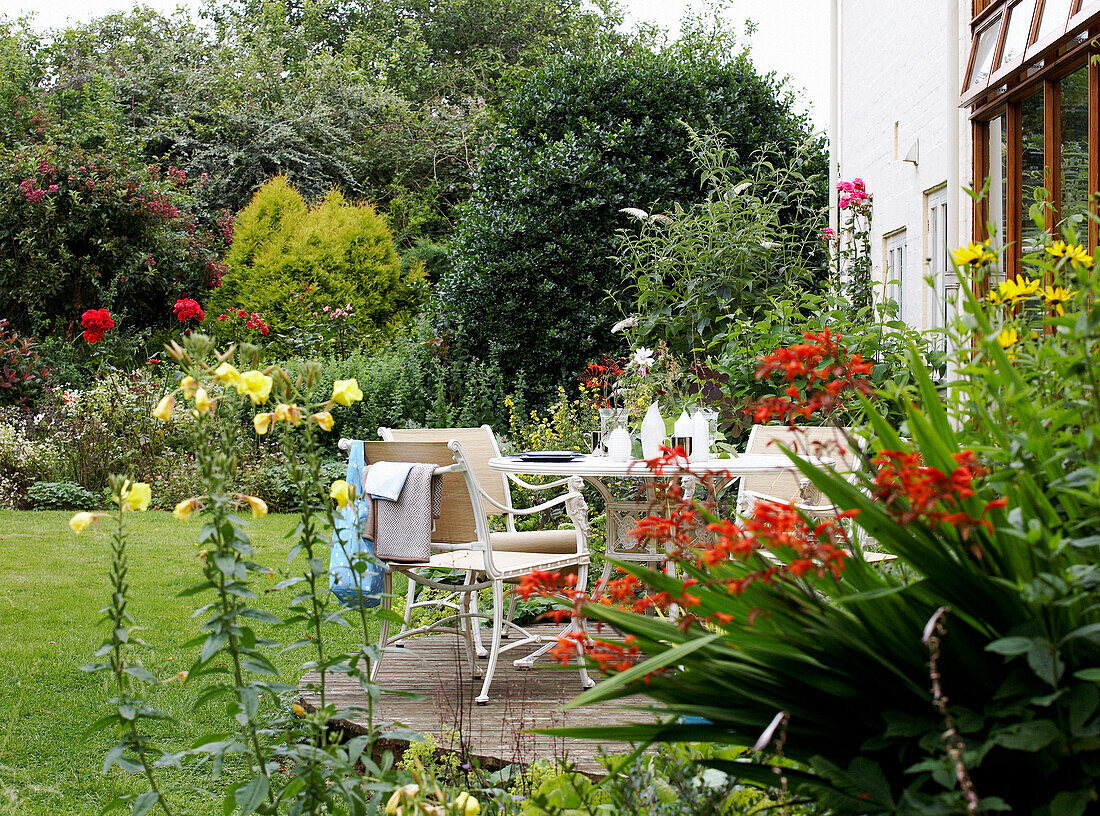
xmin=573 ymin=565 xmax=595 ymax=689
xmin=396 ymin=568 xmax=418 ymax=647
xmin=469 ymin=577 xmax=488 ymax=658
xmin=371 ymin=568 xmax=394 ymax=683
xmin=592 ymin=558 xmax=614 ymax=600
xmin=502 ymin=591 xmax=518 ymax=640
xmin=459 ymin=573 xmax=482 ymax=679
xmin=475 ymin=580 xmax=505 ymax=706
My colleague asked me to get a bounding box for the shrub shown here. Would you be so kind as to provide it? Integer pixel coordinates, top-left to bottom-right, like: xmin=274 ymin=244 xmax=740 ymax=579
xmin=0 ymin=144 xmax=224 ymax=340
xmin=0 ymin=318 xmax=50 ymax=406
xmin=442 ymin=38 xmax=826 ymax=402
xmin=26 ymin=480 xmax=100 ymax=510
xmin=0 ymin=415 xmax=63 ymax=505
xmin=209 ymin=178 xmax=426 ymax=353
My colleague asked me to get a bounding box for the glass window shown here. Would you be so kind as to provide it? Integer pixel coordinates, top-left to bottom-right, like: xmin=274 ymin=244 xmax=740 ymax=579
xmin=1060 ymin=65 xmax=1089 ymax=235
xmin=987 ymin=113 xmax=1009 ymax=258
xmin=998 ymin=0 xmax=1037 ymax=69
xmin=886 ymin=232 xmax=906 ymax=319
xmin=969 ymin=15 xmax=1004 ymax=90
xmin=1035 ymin=0 xmax=1074 ymax=43
xmin=1021 ymin=89 xmax=1046 ymax=252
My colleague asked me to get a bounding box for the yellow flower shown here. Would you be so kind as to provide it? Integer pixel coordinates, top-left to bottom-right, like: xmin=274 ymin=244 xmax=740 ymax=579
xmin=989 ymin=275 xmax=1041 ymax=306
xmin=311 ymin=411 xmax=334 ymax=431
xmin=454 ymin=792 xmax=481 ymax=816
xmin=214 ymin=362 xmax=244 ymax=391
xmin=240 ymin=370 xmax=273 ymax=405
xmin=117 ymin=481 xmax=152 ymax=512
xmin=194 ymin=387 xmax=213 ymax=414
xmin=1047 ymin=241 xmax=1094 ymax=268
xmin=330 ymin=480 xmax=351 ymax=509
xmin=331 ymin=378 xmax=363 ymax=406
xmin=292 ymin=702 xmax=307 ymax=717
xmin=1043 ymin=285 xmax=1076 ymax=316
xmin=386 ymin=785 xmax=420 ymax=815
xmin=173 ymin=497 xmax=197 ymax=522
xmin=996 ymin=327 xmax=1019 ymax=349
xmin=179 ymin=376 xmax=197 ymax=398
xmin=242 ymin=495 xmax=268 ymax=518
xmin=952 ymin=241 xmax=996 ymax=267
xmin=253 ymin=412 xmax=273 ymax=435
xmin=273 ymin=403 xmax=302 ymax=426
xmin=151 ymin=394 xmax=175 ymax=422
xmin=69 ymin=512 xmax=98 ymax=534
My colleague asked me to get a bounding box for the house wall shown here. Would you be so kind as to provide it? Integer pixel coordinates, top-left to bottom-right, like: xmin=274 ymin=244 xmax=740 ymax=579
xmin=833 ymin=0 xmax=973 ymax=331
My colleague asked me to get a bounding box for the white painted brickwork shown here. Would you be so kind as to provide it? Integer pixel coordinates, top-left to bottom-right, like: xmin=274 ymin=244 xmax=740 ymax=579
xmin=833 ymin=0 xmax=973 ymax=331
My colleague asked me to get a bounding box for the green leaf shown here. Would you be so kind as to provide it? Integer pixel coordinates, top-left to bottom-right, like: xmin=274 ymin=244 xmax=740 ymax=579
xmin=989 ymin=719 xmax=1061 ymax=751
xmin=234 ymin=773 xmax=270 ymax=816
xmin=130 ymin=792 xmax=161 ymax=816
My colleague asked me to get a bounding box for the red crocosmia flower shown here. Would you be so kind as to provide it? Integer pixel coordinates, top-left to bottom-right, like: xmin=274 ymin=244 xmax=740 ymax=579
xmin=80 ymin=308 xmax=114 ymax=343
xmin=173 ymin=297 xmax=205 ymax=323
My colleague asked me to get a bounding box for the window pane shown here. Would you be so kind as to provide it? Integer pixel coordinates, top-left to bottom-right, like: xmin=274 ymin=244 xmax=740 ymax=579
xmin=999 ymin=0 xmax=1037 ymax=68
xmin=1036 ymin=0 xmax=1073 ymax=42
xmin=968 ymin=15 xmax=1003 ymax=90
xmin=987 ymin=113 xmax=1009 ymax=256
xmin=1021 ymin=89 xmax=1046 ymax=253
xmin=1060 ymin=65 xmax=1089 ymax=235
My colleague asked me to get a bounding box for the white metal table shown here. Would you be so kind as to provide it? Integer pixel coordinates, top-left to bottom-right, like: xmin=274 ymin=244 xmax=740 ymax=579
xmin=488 ymin=453 xmax=822 ymax=589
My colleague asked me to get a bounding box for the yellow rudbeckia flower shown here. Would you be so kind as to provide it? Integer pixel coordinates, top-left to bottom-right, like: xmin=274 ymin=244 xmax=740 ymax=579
xmin=253 ymin=412 xmax=273 ymax=435
xmin=240 ymin=371 xmax=273 ymax=405
xmin=1043 ymin=285 xmax=1076 ymax=316
xmin=996 ymin=327 xmax=1019 ymax=349
xmin=69 ymin=512 xmax=98 ymax=534
xmin=330 ymin=480 xmax=351 ymax=509
xmin=952 ymin=241 xmax=996 ymax=267
xmin=214 ymin=362 xmax=245 ymax=391
xmin=173 ymin=497 xmax=197 ymax=521
xmin=242 ymin=495 xmax=268 ymax=518
xmin=152 ymin=394 xmax=175 ymax=422
xmin=331 ymin=379 xmax=363 ymax=407
xmin=1047 ymin=241 xmax=1094 ymax=268
xmin=311 ymin=411 xmax=334 ymax=431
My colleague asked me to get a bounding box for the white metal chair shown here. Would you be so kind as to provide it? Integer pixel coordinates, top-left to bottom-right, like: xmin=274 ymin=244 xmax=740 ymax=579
xmin=737 ymin=424 xmax=894 ymax=563
xmin=378 ymin=426 xmax=580 ymax=663
xmin=362 ymin=438 xmax=593 ymax=705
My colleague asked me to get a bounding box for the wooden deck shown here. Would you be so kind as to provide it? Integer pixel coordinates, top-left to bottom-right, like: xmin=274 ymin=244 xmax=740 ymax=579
xmin=298 ymin=626 xmax=657 ymax=775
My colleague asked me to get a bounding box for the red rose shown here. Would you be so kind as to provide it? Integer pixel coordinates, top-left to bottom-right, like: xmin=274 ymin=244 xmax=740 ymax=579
xmin=80 ymin=308 xmax=114 ymax=343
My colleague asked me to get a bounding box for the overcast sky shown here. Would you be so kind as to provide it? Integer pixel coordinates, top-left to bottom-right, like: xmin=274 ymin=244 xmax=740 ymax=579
xmin=0 ymin=0 xmax=828 ymax=128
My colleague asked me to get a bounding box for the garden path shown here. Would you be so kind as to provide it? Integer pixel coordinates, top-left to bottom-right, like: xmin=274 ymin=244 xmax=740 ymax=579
xmin=298 ymin=626 xmax=656 ymax=775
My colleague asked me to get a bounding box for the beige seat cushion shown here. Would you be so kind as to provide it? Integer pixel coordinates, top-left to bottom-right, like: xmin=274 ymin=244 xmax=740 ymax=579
xmin=490 ymin=529 xmax=579 ymax=554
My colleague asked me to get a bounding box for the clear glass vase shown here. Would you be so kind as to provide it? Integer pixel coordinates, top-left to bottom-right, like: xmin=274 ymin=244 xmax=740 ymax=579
xmin=597 ymin=407 xmax=629 ymax=455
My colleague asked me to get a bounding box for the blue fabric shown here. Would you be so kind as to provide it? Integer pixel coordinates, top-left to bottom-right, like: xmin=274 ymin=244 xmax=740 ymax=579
xmin=363 ymin=460 xmax=415 ymax=500
xmin=329 ymin=440 xmax=384 ymax=608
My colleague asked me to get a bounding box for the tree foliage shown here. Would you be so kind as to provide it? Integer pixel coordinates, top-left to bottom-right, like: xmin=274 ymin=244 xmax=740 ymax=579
xmin=441 ymin=35 xmax=827 ymax=400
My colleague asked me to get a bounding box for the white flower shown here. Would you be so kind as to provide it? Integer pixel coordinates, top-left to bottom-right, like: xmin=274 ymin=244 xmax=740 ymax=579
xmin=632 ymin=347 xmax=655 ymax=370
xmin=732 ymin=181 xmax=752 ymax=196
xmin=619 ymin=207 xmax=649 ymax=220
xmin=760 ymin=241 xmax=778 ymax=250
xmin=611 ymin=316 xmax=639 ymax=334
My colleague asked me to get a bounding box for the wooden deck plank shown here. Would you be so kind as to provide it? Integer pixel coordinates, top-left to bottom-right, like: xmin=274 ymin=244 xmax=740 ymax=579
xmin=298 ymin=626 xmax=657 ymax=775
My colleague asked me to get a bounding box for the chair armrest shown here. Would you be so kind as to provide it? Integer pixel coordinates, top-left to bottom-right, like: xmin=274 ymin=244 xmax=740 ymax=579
xmin=507 ymin=473 xmax=573 ymax=491
xmin=479 ymin=484 xmax=582 ymax=517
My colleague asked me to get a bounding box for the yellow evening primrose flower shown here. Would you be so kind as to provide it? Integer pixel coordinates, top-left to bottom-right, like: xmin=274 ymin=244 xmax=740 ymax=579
xmin=386 ymin=785 xmax=420 ymax=815
xmin=173 ymin=497 xmax=197 ymax=522
xmin=242 ymin=495 xmax=268 ymax=518
xmin=311 ymin=411 xmax=335 ymax=431
xmin=1043 ymin=285 xmax=1076 ymax=316
xmin=152 ymin=393 xmax=175 ymax=422
xmin=240 ymin=370 xmax=273 ymax=405
xmin=996 ymin=327 xmax=1019 ymax=349
xmin=330 ymin=479 xmax=351 ymax=509
xmin=214 ymin=362 xmax=245 ymax=391
xmin=120 ymin=481 xmax=152 ymax=512
xmin=194 ymin=387 xmax=213 ymax=414
xmin=292 ymin=702 xmax=307 ymax=718
xmin=331 ymin=378 xmax=364 ymax=406
xmin=454 ymin=792 xmax=481 ymax=816
xmin=952 ymin=241 xmax=996 ymax=267
xmin=253 ymin=412 xmax=273 ymax=435
xmin=180 ymin=376 xmax=197 ymax=398
xmin=273 ymin=403 xmax=303 ymax=425
xmin=69 ymin=512 xmax=98 ymax=534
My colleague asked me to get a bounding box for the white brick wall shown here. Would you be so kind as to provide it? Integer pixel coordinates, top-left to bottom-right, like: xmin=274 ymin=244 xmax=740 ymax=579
xmin=834 ymin=0 xmax=973 ymax=331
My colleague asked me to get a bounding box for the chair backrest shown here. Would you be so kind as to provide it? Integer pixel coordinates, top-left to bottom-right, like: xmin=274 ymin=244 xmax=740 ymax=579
xmin=378 ymin=425 xmax=511 ymax=516
xmin=741 ymin=424 xmax=863 ymax=503
xmin=360 ymin=440 xmax=480 ymax=546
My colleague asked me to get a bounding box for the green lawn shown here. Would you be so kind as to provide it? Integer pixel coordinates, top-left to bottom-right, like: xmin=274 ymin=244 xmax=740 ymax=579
xmin=0 ymin=510 xmax=380 ymax=816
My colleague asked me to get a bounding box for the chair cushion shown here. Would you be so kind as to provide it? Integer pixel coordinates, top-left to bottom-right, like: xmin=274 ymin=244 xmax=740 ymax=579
xmin=490 ymin=529 xmax=579 ymax=554
xmin=406 ymin=548 xmax=585 ymax=578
